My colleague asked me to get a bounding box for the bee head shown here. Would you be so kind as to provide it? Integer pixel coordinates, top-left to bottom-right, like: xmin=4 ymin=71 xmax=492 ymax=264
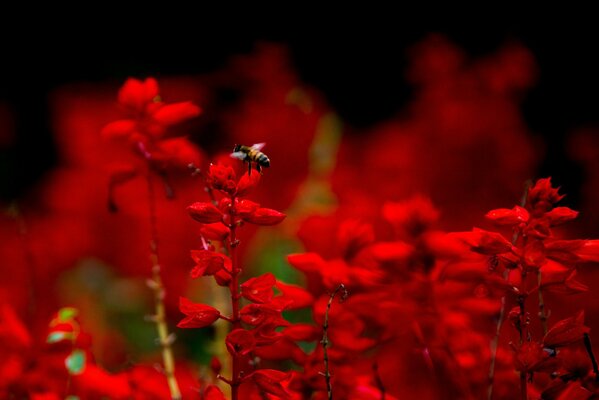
xmin=233 ymin=144 xmax=241 ymax=152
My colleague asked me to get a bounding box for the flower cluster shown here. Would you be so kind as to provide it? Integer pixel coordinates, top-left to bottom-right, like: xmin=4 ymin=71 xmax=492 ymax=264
xmin=180 ymin=161 xmax=314 ymax=399
xmin=461 ymin=178 xmax=599 ymax=398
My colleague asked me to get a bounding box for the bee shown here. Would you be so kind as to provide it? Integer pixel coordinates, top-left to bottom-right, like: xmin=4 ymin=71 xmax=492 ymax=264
xmin=231 ymin=143 xmax=270 ymax=175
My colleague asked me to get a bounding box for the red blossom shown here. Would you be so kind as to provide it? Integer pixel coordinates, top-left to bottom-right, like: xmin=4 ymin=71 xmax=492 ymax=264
xmin=514 ymin=342 xmax=557 ymax=373
xmin=207 ymin=163 xmax=237 ymax=194
xmin=190 ymin=250 xmax=228 ymax=278
xmin=236 ymin=171 xmax=261 ymax=196
xmin=240 ymin=303 xmax=289 ymax=327
xmin=177 ymin=297 xmax=221 ymax=329
xmin=460 ymin=228 xmax=513 ymax=255
xmin=527 ymin=177 xmax=565 ymax=215
xmin=226 ymin=329 xmax=256 ymax=356
xmin=241 ymin=273 xmax=276 ymax=303
xmin=187 ymin=202 xmax=224 ymax=224
xmin=543 ymin=311 xmax=590 ymax=348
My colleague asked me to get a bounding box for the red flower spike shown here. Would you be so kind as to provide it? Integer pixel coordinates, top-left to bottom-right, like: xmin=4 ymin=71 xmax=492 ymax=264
xmin=225 ymin=329 xmax=256 ymax=356
xmin=187 ymin=202 xmax=224 ymax=224
xmin=236 ymin=171 xmax=261 ymax=196
xmin=203 ymin=385 xmax=226 ymax=400
xmin=199 ymin=222 xmax=230 ymax=241
xmin=251 ymin=369 xmax=292 ymax=399
xmin=485 ymin=205 xmax=529 ymax=225
xmin=545 ymin=206 xmax=579 ymax=226
xmin=244 ymin=208 xmax=286 ymax=226
xmin=177 ymin=297 xmax=221 ymax=329
xmin=152 ymin=101 xmax=202 ymax=125
xmin=275 ymin=281 xmax=314 ymax=309
xmin=544 ymin=311 xmax=590 ymax=348
xmin=241 ymin=273 xmax=276 ymax=303
xmin=190 ymin=250 xmax=226 ymax=278
xmin=118 ymin=77 xmax=159 ymax=111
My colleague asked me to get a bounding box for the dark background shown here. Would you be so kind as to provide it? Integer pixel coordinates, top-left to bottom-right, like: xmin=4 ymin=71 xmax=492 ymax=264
xmin=1 ymin=18 xmax=598 ymax=203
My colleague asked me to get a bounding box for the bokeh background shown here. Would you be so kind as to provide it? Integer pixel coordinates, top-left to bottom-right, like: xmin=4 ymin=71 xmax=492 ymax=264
xmin=2 ymin=16 xmax=599 ymax=398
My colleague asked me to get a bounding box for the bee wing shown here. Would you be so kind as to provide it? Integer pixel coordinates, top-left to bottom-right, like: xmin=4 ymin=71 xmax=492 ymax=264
xmin=251 ymin=143 xmax=266 ymax=150
xmin=230 ymin=151 xmax=247 ymax=160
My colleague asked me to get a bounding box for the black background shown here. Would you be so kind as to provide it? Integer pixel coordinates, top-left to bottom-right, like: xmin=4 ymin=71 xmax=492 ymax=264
xmin=1 ymin=16 xmax=598 ymax=203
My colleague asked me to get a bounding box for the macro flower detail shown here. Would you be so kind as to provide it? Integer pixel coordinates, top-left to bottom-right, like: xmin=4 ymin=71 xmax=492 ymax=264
xmin=187 ymin=202 xmax=224 ymax=224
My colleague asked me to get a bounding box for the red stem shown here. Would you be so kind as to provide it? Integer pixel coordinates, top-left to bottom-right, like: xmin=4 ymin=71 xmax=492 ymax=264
xmin=228 ymin=194 xmax=241 ymax=400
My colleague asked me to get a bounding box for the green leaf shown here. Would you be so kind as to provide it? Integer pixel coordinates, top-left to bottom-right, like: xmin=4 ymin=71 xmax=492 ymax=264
xmin=58 ymin=307 xmax=79 ymax=322
xmin=46 ymin=331 xmax=73 ymax=344
xmin=65 ymin=349 xmax=86 ymax=375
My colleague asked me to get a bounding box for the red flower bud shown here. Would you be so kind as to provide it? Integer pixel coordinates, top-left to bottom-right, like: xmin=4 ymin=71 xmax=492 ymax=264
xmin=244 ymin=208 xmax=286 ymax=226
xmin=225 ymin=329 xmax=256 ymax=356
xmin=234 ymin=199 xmax=260 ymax=217
xmin=275 ymin=281 xmax=314 ymax=310
xmin=209 ymin=356 xmax=222 ymax=376
xmin=177 ymin=297 xmax=220 ymax=329
xmin=152 ymin=101 xmax=202 ymax=125
xmin=187 ymin=202 xmax=224 ymax=224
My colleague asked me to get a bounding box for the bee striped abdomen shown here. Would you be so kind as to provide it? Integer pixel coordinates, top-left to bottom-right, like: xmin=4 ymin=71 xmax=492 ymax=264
xmin=257 ymin=153 xmax=270 ymax=167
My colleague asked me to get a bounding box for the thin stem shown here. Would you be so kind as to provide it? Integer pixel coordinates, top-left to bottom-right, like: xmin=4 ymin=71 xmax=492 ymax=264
xmin=372 ymin=362 xmax=386 ymax=400
xmin=583 ymin=333 xmax=599 ymax=381
xmin=520 ymin=371 xmax=527 ymax=400
xmin=228 ymin=195 xmax=241 ymax=400
xmin=321 ymin=284 xmax=348 ymax=400
xmin=537 ymin=270 xmax=548 ymax=335
xmin=487 ymin=181 xmax=531 ymax=400
xmin=146 ymin=173 xmax=181 ymax=400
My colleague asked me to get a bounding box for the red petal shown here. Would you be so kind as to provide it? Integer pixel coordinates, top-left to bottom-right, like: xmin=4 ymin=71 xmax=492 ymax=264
xmin=152 ymin=101 xmax=202 ymax=125
xmin=287 ymin=253 xmax=326 ymax=274
xmin=204 ymin=385 xmax=226 ymax=400
xmin=370 ymin=241 xmax=413 ymax=262
xmin=485 ymin=205 xmax=529 ymax=225
xmin=461 ymin=228 xmax=513 ymax=255
xmin=190 ymin=250 xmax=225 ymax=277
xmin=101 ymin=119 xmax=136 ymax=140
xmin=226 ymin=329 xmax=256 ymax=356
xmin=282 ymin=324 xmax=320 ymax=341
xmin=177 ymin=297 xmax=220 ymax=329
xmin=544 ymin=311 xmax=590 ymax=348
xmin=241 ymin=273 xmax=276 ymax=303
xmin=234 ymin=199 xmax=260 ymax=217
xmin=251 ymin=369 xmax=292 ymax=398
xmin=118 ymin=77 xmax=159 ymax=110
xmin=545 ymin=207 xmax=579 ymax=226
xmin=275 ymin=281 xmax=314 ymax=309
xmin=236 ymin=171 xmax=261 ymax=196
xmin=244 ymin=208 xmax=286 ymax=226
xmin=187 ymin=202 xmax=224 ymax=224
xmin=200 ymin=223 xmax=230 ymax=241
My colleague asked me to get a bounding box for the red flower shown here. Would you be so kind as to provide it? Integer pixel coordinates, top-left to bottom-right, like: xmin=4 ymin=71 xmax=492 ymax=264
xmin=190 ymin=250 xmax=229 ymax=278
xmin=199 ymin=222 xmax=230 ymax=241
xmin=187 ymin=202 xmax=224 ymax=224
xmin=241 ymin=273 xmax=276 ymax=303
xmin=240 ymin=303 xmax=289 ymax=327
xmin=207 ymin=163 xmax=237 ymax=194
xmin=102 ymin=77 xmax=201 ymax=143
xmin=177 ymin=297 xmax=221 ymax=329
xmin=225 ymin=329 xmax=256 ymax=356
xmin=543 ymin=311 xmax=590 ymax=348
xmin=275 ymin=281 xmax=314 ymax=310
xmin=243 ymin=207 xmax=286 ymax=226
xmin=527 ymin=177 xmax=565 ymax=216
xmin=544 ymin=207 xmax=579 ymax=226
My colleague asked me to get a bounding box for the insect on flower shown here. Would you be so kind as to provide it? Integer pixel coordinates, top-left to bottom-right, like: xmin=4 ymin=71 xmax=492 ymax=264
xmin=231 ymin=143 xmax=270 ymax=175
